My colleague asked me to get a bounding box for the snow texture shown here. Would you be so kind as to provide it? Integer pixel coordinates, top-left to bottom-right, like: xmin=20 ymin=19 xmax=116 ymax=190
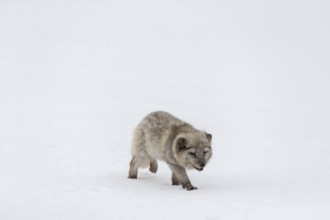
xmin=1 ymin=0 xmax=329 ymax=219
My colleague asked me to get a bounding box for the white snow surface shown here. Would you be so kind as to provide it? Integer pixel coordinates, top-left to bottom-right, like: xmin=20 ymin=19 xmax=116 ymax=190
xmin=1 ymin=0 xmax=330 ymax=219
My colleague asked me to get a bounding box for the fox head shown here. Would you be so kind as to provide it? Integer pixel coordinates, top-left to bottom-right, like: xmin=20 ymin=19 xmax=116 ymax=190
xmin=173 ymin=132 xmax=212 ymax=171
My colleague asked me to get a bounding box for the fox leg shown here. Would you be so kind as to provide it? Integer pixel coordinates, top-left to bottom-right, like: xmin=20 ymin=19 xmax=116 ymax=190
xmin=128 ymin=157 xmax=139 ymax=179
xmin=168 ymin=163 xmax=198 ymax=190
xmin=171 ymin=172 xmax=180 ymax=185
xmin=128 ymin=156 xmax=149 ymax=179
xmin=149 ymin=160 xmax=158 ymax=173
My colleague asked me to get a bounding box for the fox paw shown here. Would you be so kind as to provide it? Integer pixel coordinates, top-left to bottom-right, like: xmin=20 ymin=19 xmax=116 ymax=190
xmin=183 ymin=184 xmax=198 ymax=191
xmin=149 ymin=166 xmax=157 ymax=173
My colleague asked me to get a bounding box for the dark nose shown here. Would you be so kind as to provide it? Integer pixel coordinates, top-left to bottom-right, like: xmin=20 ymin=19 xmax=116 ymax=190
xmin=200 ymin=162 xmax=205 ymax=167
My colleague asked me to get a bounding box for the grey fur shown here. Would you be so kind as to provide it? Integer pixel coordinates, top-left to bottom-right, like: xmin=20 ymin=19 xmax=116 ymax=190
xmin=128 ymin=111 xmax=212 ymax=190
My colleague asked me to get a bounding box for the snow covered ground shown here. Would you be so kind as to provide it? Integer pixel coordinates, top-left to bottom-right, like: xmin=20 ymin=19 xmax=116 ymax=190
xmin=1 ymin=0 xmax=330 ymax=219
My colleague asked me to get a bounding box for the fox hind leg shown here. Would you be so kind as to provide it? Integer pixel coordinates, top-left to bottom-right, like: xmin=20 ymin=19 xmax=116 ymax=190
xmin=149 ymin=160 xmax=158 ymax=173
xmin=128 ymin=156 xmax=149 ymax=179
xmin=128 ymin=157 xmax=139 ymax=179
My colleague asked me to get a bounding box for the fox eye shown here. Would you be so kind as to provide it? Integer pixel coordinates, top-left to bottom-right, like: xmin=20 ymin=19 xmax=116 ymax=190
xmin=188 ymin=152 xmax=196 ymax=157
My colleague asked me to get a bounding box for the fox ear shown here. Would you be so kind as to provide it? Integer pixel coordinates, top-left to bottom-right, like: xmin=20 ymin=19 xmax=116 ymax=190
xmin=206 ymin=133 xmax=212 ymax=142
xmin=176 ymin=137 xmax=187 ymax=150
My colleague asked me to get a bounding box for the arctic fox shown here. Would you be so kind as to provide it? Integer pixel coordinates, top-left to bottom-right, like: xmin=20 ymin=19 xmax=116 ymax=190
xmin=128 ymin=111 xmax=212 ymax=190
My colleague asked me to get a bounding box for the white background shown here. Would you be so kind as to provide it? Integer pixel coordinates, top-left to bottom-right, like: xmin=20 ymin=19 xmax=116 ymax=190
xmin=0 ymin=0 xmax=329 ymax=219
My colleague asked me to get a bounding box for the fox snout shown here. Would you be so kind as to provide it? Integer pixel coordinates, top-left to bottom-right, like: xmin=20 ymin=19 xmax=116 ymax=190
xmin=194 ymin=162 xmax=205 ymax=171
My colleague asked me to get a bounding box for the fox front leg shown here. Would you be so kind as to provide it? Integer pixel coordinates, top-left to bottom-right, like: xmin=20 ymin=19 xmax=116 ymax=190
xmin=168 ymin=163 xmax=198 ymax=190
